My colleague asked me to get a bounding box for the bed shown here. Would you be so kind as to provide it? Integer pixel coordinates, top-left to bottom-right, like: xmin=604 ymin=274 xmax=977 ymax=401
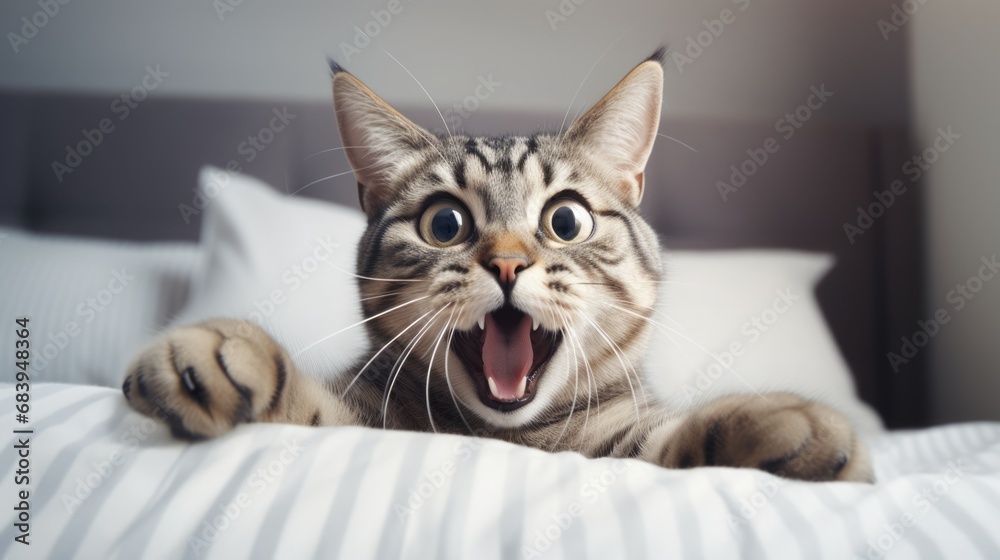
xmin=3 ymin=92 xmax=993 ymax=559
xmin=2 ymin=384 xmax=1000 ymax=559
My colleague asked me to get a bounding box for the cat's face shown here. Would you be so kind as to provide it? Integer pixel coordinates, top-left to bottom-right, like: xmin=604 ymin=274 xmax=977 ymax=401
xmin=333 ymin=55 xmax=664 ymax=428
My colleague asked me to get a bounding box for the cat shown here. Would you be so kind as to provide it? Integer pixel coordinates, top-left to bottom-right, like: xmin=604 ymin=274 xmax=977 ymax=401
xmin=121 ymin=50 xmax=873 ymax=483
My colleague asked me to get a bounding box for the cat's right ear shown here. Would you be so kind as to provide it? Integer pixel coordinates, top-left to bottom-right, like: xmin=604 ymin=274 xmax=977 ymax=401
xmin=330 ymin=61 xmax=438 ymax=214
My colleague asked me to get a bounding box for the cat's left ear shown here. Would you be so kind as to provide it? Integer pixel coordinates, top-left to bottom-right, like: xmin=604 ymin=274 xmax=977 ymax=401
xmin=565 ymin=51 xmax=663 ymax=206
xmin=330 ymin=61 xmax=439 ymax=215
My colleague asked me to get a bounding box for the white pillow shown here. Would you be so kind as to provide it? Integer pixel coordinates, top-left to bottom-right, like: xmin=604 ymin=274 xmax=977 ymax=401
xmin=175 ymin=167 xmax=882 ymax=432
xmin=170 ymin=167 xmax=369 ymax=379
xmin=645 ymin=251 xmax=884 ymax=434
xmin=0 ymin=229 xmax=199 ymax=386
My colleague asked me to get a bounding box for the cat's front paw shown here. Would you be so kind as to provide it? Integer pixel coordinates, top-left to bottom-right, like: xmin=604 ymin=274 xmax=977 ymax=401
xmin=661 ymin=393 xmax=873 ymax=482
xmin=122 ymin=319 xmax=290 ymax=440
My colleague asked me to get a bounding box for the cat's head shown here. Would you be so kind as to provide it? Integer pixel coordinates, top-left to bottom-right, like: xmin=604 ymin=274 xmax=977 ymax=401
xmin=332 ymin=53 xmax=664 ymax=429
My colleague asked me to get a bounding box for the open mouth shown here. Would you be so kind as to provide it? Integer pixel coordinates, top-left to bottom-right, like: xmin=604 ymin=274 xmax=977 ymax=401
xmin=451 ymin=304 xmax=562 ymax=412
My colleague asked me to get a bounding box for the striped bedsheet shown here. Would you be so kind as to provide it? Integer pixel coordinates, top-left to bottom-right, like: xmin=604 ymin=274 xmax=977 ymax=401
xmin=2 ymin=383 xmax=999 ymax=560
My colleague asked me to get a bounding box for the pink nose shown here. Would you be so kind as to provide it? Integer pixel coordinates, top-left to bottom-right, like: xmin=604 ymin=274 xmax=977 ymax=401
xmin=488 ymin=256 xmax=529 ymax=288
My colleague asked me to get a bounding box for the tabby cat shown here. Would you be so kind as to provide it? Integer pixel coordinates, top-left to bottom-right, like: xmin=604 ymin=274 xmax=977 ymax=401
xmin=122 ymin=51 xmax=872 ymax=483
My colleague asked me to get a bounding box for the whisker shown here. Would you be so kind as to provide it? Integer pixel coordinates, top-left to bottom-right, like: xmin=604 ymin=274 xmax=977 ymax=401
xmin=547 ymin=303 xmax=579 ymax=452
xmin=358 ymin=290 xmax=406 ymax=303
xmin=340 ymin=308 xmax=435 ymax=398
xmin=565 ymin=280 xmax=703 ymax=288
xmin=289 ymin=162 xmax=381 ymax=196
xmin=574 ymin=329 xmax=592 ymax=454
xmin=602 ymin=295 xmax=687 ymax=334
xmin=444 ymin=304 xmax=474 ymax=434
xmin=383 ymin=50 xmax=452 ymax=140
xmin=383 ymin=304 xmax=451 ymax=428
xmin=563 ymin=322 xmax=596 ymax=450
xmin=382 ymin=311 xmax=439 ymax=427
xmin=425 ymin=305 xmax=456 ymax=433
xmin=556 ymin=25 xmax=637 ymax=141
xmin=595 ymin=299 xmax=710 ymax=388
xmin=293 ymin=295 xmax=430 ymax=358
xmin=553 ymin=305 xmax=596 ymax=450
xmin=656 ymin=133 xmax=698 ymax=153
xmin=581 ymin=313 xmax=645 ymax=422
xmin=301 ymin=145 xmax=382 ymax=161
xmin=583 ymin=309 xmax=644 ymax=390
xmin=333 ymin=265 xmax=427 ymax=284
xmin=597 ymin=300 xmax=764 ymax=397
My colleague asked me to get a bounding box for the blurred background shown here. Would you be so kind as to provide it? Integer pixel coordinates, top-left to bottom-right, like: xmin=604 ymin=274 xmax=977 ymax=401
xmin=0 ymin=0 xmax=997 ymax=427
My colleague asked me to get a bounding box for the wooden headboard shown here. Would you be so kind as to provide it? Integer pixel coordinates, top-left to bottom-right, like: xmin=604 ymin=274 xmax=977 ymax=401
xmin=0 ymin=91 xmax=926 ymax=427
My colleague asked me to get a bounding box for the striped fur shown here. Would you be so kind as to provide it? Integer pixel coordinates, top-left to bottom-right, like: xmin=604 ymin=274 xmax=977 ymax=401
xmin=122 ymin=53 xmax=872 ymax=482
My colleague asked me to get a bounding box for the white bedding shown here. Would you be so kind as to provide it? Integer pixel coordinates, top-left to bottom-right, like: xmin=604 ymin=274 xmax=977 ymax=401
xmin=3 ymin=383 xmax=999 ymax=560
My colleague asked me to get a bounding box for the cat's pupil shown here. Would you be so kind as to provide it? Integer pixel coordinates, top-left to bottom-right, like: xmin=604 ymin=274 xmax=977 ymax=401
xmin=432 ymin=208 xmax=463 ymax=242
xmin=551 ymin=206 xmax=581 ymax=241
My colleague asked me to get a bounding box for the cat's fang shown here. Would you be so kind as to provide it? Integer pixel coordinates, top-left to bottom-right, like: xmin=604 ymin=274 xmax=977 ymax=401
xmin=516 ymin=375 xmax=527 ymax=398
xmin=532 ymin=318 xmax=540 ymax=331
xmin=478 ymin=315 xmax=485 ymax=330
xmin=487 ymin=376 xmax=500 ymax=399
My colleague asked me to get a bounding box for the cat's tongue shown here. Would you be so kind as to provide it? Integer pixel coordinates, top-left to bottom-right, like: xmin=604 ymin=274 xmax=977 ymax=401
xmin=482 ymin=312 xmax=533 ymax=401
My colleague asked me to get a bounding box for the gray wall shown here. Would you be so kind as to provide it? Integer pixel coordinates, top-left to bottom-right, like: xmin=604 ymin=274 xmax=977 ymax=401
xmin=912 ymin=3 xmax=1000 ymax=423
xmin=1 ymin=0 xmax=907 ymax=124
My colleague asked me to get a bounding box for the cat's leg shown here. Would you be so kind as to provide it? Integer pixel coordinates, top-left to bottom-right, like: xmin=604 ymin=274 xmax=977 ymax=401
xmin=584 ymin=393 xmax=873 ymax=482
xmin=121 ymin=318 xmax=359 ymax=440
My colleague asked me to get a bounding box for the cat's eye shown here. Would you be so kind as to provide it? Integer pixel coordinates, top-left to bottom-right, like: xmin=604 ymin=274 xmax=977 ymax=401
xmin=542 ymin=199 xmax=594 ymax=244
xmin=419 ymin=200 xmax=473 ymax=247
